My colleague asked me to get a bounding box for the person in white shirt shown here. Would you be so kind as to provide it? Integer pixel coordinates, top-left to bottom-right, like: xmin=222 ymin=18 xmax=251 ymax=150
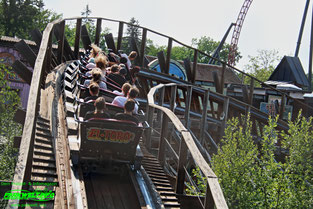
xmin=112 ymin=87 xmax=139 ymax=114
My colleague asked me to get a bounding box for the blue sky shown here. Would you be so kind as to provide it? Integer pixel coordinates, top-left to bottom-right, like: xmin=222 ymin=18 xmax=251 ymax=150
xmin=44 ymin=0 xmax=311 ymax=72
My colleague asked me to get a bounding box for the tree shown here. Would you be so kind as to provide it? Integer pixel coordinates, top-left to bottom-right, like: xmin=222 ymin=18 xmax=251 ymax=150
xmin=191 ymin=36 xmax=241 ymax=64
xmin=145 ymin=36 xmax=241 ymax=65
xmin=0 ymin=0 xmax=61 ymax=39
xmin=244 ymin=49 xmax=281 ymax=86
xmin=0 ymin=64 xmax=21 ymax=180
xmin=210 ymin=113 xmax=313 ymax=208
xmin=120 ymin=17 xmax=142 ymax=54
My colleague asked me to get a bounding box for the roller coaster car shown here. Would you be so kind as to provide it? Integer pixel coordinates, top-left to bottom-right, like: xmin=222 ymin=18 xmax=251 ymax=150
xmin=70 ymin=118 xmax=144 ymax=172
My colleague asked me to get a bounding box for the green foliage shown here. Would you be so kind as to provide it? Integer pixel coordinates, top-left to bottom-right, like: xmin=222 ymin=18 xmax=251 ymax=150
xmin=0 ymin=64 xmax=21 ymax=180
xmin=210 ymin=113 xmax=313 ymax=208
xmin=145 ymin=36 xmax=241 ymax=65
xmin=186 ymin=167 xmax=207 ymax=196
xmin=0 ymin=0 xmax=61 ymax=39
xmin=243 ymin=49 xmax=281 ymax=86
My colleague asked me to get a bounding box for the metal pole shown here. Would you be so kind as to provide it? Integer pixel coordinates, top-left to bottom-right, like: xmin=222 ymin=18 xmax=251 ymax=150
xmin=295 ymin=0 xmax=310 ymax=57
xmin=309 ymin=2 xmax=313 ymax=91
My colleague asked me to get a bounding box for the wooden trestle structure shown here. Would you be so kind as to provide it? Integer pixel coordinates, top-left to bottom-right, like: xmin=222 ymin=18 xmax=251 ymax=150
xmin=6 ymin=17 xmax=313 ymax=209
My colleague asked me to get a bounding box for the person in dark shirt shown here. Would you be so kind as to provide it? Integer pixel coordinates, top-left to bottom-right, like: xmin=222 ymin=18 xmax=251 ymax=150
xmin=84 ymin=83 xmax=99 ymax=102
xmin=107 ymin=64 xmax=126 ymax=87
xmin=114 ymin=99 xmax=139 ymax=125
xmin=84 ymin=97 xmax=110 ymax=121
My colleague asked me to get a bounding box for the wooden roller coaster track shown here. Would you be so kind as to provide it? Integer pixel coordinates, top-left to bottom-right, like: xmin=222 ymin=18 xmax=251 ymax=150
xmin=6 ymin=16 xmax=313 ymax=209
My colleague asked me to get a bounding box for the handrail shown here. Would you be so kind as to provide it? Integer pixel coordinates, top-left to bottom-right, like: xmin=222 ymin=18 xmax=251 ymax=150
xmin=147 ymin=83 xmax=228 ymax=209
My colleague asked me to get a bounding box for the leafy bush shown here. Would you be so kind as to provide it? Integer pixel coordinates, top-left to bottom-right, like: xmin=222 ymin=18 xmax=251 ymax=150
xmin=210 ymin=113 xmax=313 ymax=208
xmin=0 ymin=64 xmax=21 ymax=180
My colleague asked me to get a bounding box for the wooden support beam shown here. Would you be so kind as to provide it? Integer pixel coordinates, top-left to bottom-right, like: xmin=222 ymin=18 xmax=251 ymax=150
xmin=130 ymin=37 xmax=141 ymax=66
xmin=14 ymin=40 xmax=37 ymax=68
xmin=170 ymin=85 xmax=177 ymax=112
xmin=140 ymin=28 xmax=147 ymax=68
xmin=156 ymin=87 xmax=165 ymax=123
xmin=105 ymin=33 xmax=117 ymax=53
xmin=175 ymin=138 xmax=187 ymax=194
xmin=212 ymin=71 xmax=221 ymax=93
xmin=192 ymin=49 xmax=198 ymax=83
xmin=249 ymin=78 xmax=254 ymax=105
xmin=116 ymin=22 xmax=124 ymax=51
xmin=204 ymin=181 xmax=214 ymax=209
xmin=184 ymin=86 xmax=193 ymax=128
xmin=11 ymin=60 xmax=32 ymax=85
xmin=74 ymin=18 xmax=82 ymax=59
xmin=158 ymin=115 xmax=169 ymax=166
xmin=183 ymin=59 xmax=192 ymax=82
xmin=146 ymin=106 xmax=155 ymax=150
xmin=95 ymin=18 xmax=102 ymax=46
xmin=241 ymin=85 xmax=249 ymax=104
xmin=30 ymin=29 xmax=57 ymax=67
xmin=200 ymin=89 xmax=210 ymax=145
xmin=13 ymin=108 xmax=26 ymax=125
xmin=220 ymin=97 xmax=230 ymax=139
xmin=57 ymin=21 xmax=65 ymax=63
xmin=279 ymin=94 xmax=286 ymax=120
xmin=54 ymin=21 xmax=75 ymax=61
xmin=46 ymin=28 xmax=53 ymax=74
xmin=165 ymin=38 xmax=173 ymax=75
xmin=220 ymin=64 xmax=226 ymax=94
xmin=157 ymin=51 xmax=166 ymax=74
xmin=81 ymin=24 xmax=92 ymax=51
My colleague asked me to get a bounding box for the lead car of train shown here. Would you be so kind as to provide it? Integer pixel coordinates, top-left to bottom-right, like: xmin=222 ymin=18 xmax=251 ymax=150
xmin=62 ymin=54 xmax=147 ymax=174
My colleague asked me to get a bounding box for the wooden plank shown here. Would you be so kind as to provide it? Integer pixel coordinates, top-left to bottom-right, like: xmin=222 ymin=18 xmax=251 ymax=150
xmin=158 ymin=115 xmax=169 ymax=166
xmin=116 ymin=22 xmax=124 ymax=51
xmin=192 ymin=49 xmax=198 ymax=83
xmin=95 ymin=18 xmax=102 ymax=45
xmin=54 ymin=22 xmax=75 ymax=61
xmin=157 ymin=51 xmax=166 ymax=74
xmin=8 ymin=19 xmax=62 ymax=208
xmin=170 ymin=85 xmax=177 ymax=111
xmin=209 ymin=100 xmax=216 ymax=119
xmin=81 ymin=24 xmax=92 ymax=51
xmin=200 ymin=89 xmax=210 ymax=145
xmin=183 ymin=59 xmax=192 ymax=82
xmin=30 ymin=28 xmax=58 ymax=68
xmin=45 ymin=29 xmax=53 ymax=74
xmin=74 ymin=18 xmax=82 ymax=59
xmin=175 ymin=138 xmax=187 ymax=194
xmin=57 ymin=21 xmax=65 ymax=63
xmin=139 ymin=28 xmax=147 ymax=67
xmin=156 ymin=87 xmax=165 ymax=123
xmin=204 ymin=182 xmax=215 ymax=209
xmin=14 ymin=40 xmax=37 ymax=68
xmin=184 ymin=86 xmax=192 ymax=128
xmin=165 ymin=38 xmax=173 ymax=74
xmin=105 ymin=33 xmax=117 ymax=53
xmin=11 ymin=60 xmax=33 ymax=85
xmin=212 ymin=71 xmax=221 ymax=93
